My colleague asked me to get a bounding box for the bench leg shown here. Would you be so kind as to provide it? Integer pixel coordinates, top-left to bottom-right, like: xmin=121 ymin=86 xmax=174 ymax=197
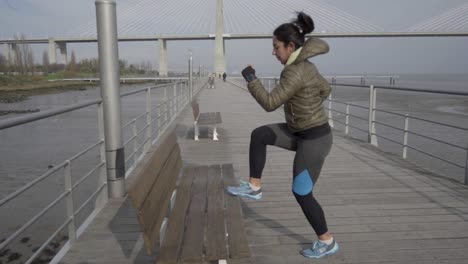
xmin=194 ymin=122 xmax=199 ymax=141
xmin=213 ymin=125 xmax=219 ymax=141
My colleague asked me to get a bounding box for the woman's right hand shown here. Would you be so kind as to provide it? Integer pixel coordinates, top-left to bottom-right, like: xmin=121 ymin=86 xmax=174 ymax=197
xmin=241 ymin=65 xmax=257 ymax=82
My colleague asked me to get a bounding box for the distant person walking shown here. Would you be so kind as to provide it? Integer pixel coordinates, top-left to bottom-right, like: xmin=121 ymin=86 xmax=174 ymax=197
xmin=222 ymin=72 xmax=227 ymax=82
xmin=208 ymin=74 xmax=215 ymax=89
xmin=226 ymin=12 xmax=338 ymax=259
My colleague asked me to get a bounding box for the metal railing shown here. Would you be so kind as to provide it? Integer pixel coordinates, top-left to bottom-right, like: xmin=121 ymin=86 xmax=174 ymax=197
xmin=326 ymin=82 xmax=468 ymax=184
xmin=231 ymin=76 xmax=468 ymax=184
xmin=120 ymin=80 xmax=205 ymax=175
xmin=0 ymin=78 xmax=206 ymax=264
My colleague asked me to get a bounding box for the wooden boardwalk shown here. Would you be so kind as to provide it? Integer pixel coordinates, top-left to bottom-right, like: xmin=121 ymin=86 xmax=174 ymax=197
xmin=60 ymin=79 xmax=468 ymax=264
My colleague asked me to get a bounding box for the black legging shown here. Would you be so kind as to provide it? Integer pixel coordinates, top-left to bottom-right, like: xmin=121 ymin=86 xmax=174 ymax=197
xmin=249 ymin=123 xmax=332 ymax=236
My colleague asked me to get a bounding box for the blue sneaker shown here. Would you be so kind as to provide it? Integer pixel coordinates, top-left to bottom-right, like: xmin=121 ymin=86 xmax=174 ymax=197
xmin=227 ymin=180 xmax=262 ymax=200
xmin=300 ymin=239 xmax=339 ymax=258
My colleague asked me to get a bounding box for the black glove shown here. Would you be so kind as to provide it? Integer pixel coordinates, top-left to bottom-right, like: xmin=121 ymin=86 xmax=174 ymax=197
xmin=241 ymin=66 xmax=257 ymax=82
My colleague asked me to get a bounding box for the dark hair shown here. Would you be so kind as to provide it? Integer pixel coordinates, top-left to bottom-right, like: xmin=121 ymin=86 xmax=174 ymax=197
xmin=273 ymin=12 xmax=314 ymax=49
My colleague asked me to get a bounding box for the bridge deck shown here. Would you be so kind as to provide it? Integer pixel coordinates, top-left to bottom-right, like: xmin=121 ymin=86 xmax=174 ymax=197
xmin=59 ymin=79 xmax=468 ymax=264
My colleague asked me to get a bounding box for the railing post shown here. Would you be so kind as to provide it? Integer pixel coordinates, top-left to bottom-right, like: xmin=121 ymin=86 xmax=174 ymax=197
xmin=189 ymin=50 xmax=193 ymax=101
xmin=185 ymin=80 xmax=189 ymax=105
xmin=464 ymin=145 xmax=468 ymax=185
xmin=328 ymin=91 xmax=334 ymax=128
xmin=133 ymin=119 xmax=137 ymax=167
xmin=173 ymin=83 xmax=177 ymax=118
xmin=368 ymin=85 xmax=378 ymax=146
xmin=403 ymin=114 xmax=409 ymax=159
xmin=95 ymin=0 xmax=125 ymax=198
xmin=145 ymin=87 xmax=152 ymax=151
xmin=345 ymin=104 xmax=350 ymax=135
xmin=64 ymin=160 xmax=76 ymax=244
xmin=156 ymin=105 xmax=161 ymax=139
xmin=164 ymin=87 xmax=169 ymax=123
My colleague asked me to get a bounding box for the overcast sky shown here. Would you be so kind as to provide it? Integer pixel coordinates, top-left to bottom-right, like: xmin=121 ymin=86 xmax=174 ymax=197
xmin=1 ymin=0 xmax=468 ymax=75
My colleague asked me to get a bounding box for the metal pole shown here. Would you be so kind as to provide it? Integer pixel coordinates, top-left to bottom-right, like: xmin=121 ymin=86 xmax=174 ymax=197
xmin=95 ymin=0 xmax=125 ymax=198
xmin=328 ymin=77 xmax=336 ymax=128
xmin=164 ymin=87 xmax=169 ymax=122
xmin=145 ymin=88 xmax=152 ymax=151
xmin=189 ymin=50 xmax=193 ymax=100
xmin=173 ymin=83 xmax=177 ymax=116
xmin=345 ymin=104 xmax=349 ymax=135
xmin=64 ymin=160 xmax=76 ymax=244
xmin=464 ymin=145 xmax=468 ymax=185
xmin=403 ymin=114 xmax=409 ymax=159
xmin=132 ymin=119 xmax=137 ymax=167
xmin=368 ymin=85 xmax=374 ymax=144
xmin=371 ymin=87 xmax=378 ymax=146
xmin=95 ymin=103 xmax=108 ymax=208
xmin=328 ymin=90 xmax=334 ymax=128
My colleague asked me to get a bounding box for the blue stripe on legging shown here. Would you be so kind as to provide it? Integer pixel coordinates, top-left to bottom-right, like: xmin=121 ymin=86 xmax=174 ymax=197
xmin=292 ymin=169 xmax=314 ymax=195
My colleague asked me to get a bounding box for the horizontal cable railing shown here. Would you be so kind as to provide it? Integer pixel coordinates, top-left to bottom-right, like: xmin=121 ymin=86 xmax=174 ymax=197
xmin=325 ymin=81 xmax=468 ymax=184
xmin=232 ymin=77 xmax=467 ymax=184
xmin=0 ymin=77 xmax=208 ymax=263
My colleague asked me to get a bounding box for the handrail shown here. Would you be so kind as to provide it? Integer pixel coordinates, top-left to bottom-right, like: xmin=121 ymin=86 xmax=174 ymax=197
xmin=328 ymin=81 xmax=468 ymax=184
xmin=0 ymin=190 xmax=69 ymax=250
xmin=0 ymin=98 xmax=101 ymax=130
xmin=0 ymin=77 xmax=204 ymax=263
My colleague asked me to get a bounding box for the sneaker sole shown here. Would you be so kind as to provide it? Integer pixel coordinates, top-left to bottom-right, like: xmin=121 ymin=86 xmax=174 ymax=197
xmin=226 ymin=189 xmax=262 ymax=200
xmin=301 ymin=243 xmax=339 ymax=259
xmin=236 ymin=192 xmax=262 ymax=200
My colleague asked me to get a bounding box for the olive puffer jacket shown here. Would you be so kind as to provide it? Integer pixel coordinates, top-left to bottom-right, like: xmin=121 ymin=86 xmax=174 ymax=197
xmin=247 ymin=38 xmax=331 ymax=133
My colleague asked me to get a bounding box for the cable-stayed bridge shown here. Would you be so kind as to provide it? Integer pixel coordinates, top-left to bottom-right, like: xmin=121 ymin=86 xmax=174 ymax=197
xmin=1 ymin=0 xmax=468 ymax=75
xmin=1 ymin=1 xmax=468 ymax=264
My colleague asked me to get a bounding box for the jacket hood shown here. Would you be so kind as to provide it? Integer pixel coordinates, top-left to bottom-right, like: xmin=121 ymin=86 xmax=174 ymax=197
xmin=294 ymin=38 xmax=329 ymax=63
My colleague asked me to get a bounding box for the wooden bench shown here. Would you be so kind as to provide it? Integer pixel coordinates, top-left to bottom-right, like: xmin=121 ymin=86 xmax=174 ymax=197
xmin=191 ymin=101 xmax=222 ymax=141
xmin=127 ymin=128 xmax=250 ymax=264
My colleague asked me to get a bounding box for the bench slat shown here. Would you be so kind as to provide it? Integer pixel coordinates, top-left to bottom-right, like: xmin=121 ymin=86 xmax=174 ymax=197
xmin=205 ymin=164 xmax=229 ymax=260
xmin=127 ymin=132 xmax=178 ymax=210
xmin=138 ymin=145 xmax=181 ymax=251
xmin=223 ymin=164 xmax=251 ymax=259
xmin=198 ymin=112 xmax=222 ymax=125
xmin=180 ymin=167 xmax=209 ymax=262
xmin=157 ymin=167 xmax=195 ymax=264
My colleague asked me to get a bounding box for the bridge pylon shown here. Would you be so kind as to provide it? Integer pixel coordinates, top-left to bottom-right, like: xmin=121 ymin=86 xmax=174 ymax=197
xmin=214 ymin=0 xmax=226 ymax=75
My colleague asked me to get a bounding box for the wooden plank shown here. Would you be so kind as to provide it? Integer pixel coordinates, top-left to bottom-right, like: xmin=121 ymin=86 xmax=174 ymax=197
xmin=223 ymin=164 xmax=251 ymax=259
xmin=127 ymin=131 xmax=178 ymax=209
xmin=145 ymin=157 xmax=183 ymax=252
xmin=138 ymin=145 xmax=181 ymax=252
xmin=180 ymin=167 xmax=209 ymax=262
xmin=205 ymin=164 xmax=229 ymax=260
xmin=157 ymin=167 xmax=195 ymax=264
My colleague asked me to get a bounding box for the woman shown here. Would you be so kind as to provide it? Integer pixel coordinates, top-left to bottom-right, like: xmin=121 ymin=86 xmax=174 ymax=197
xmin=227 ymin=12 xmax=338 ymax=258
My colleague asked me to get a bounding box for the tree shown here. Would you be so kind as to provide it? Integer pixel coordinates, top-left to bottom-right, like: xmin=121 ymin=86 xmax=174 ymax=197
xmin=0 ymin=53 xmax=6 ymax=73
xmin=12 ymin=34 xmax=34 ymax=75
xmin=68 ymin=50 xmax=77 ymax=72
xmin=78 ymin=58 xmax=99 ymax=74
xmin=27 ymin=49 xmax=34 ymax=75
xmin=119 ymin=59 xmax=127 ymax=74
xmin=42 ymin=51 xmax=49 ymax=74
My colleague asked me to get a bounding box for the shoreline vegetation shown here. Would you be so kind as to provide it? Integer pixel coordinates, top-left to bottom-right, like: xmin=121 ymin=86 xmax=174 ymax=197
xmin=0 ymin=74 xmax=154 ymax=116
xmin=0 ymin=74 xmax=96 ymax=103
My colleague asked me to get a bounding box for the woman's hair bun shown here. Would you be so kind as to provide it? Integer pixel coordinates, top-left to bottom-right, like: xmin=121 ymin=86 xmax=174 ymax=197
xmin=293 ymin=12 xmax=314 ymax=35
